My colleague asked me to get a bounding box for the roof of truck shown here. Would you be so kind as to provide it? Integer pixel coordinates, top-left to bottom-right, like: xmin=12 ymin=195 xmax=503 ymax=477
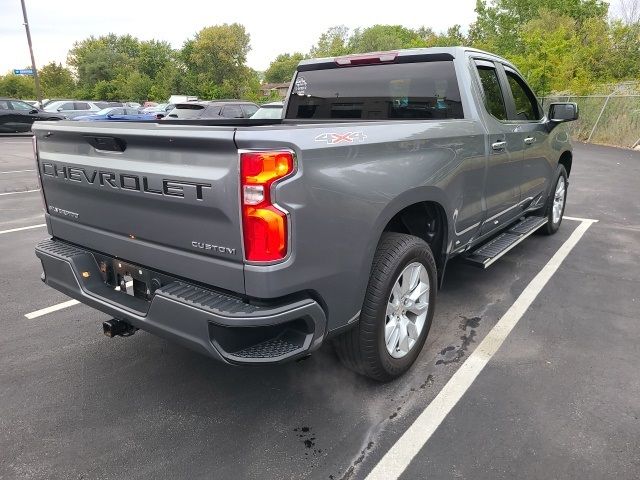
xmin=297 ymin=46 xmax=510 ymax=69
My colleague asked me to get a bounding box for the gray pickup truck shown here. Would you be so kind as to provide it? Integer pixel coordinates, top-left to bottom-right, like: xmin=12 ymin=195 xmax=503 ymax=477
xmin=32 ymin=47 xmax=577 ymax=380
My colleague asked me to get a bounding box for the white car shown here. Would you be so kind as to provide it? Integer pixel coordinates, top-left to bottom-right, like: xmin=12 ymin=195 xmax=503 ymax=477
xmin=250 ymin=102 xmax=284 ymax=119
xmin=44 ymin=100 xmax=103 ymax=119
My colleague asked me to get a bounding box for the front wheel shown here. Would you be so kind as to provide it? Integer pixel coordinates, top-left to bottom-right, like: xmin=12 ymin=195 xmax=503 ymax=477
xmin=334 ymin=233 xmax=437 ymax=381
xmin=540 ymin=165 xmax=568 ymax=235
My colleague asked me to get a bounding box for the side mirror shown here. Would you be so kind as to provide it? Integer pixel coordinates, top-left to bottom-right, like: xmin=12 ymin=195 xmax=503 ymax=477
xmin=548 ymin=102 xmax=578 ymax=123
xmin=57 ymin=107 xmax=63 ymax=112
xmin=29 ymin=108 xmax=39 ymax=114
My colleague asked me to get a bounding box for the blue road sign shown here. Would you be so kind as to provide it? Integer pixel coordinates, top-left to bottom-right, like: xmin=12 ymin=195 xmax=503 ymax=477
xmin=14 ymin=69 xmax=34 ymax=75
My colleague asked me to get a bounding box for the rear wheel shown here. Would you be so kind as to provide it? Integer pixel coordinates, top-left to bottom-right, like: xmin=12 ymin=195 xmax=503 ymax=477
xmin=334 ymin=233 xmax=437 ymax=381
xmin=540 ymin=165 xmax=568 ymax=235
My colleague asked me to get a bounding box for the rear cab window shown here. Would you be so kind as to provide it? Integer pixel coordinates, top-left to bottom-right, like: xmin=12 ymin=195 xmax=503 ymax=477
xmin=286 ymin=59 xmax=464 ymax=120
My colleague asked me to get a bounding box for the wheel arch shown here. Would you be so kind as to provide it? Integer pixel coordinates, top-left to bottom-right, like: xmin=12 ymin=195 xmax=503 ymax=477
xmin=559 ymin=150 xmax=573 ymax=177
xmin=369 ymin=188 xmax=452 ymax=286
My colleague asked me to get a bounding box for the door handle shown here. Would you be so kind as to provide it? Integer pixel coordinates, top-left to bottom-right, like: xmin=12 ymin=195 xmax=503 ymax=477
xmin=524 ymin=137 xmax=535 ymax=145
xmin=491 ymin=141 xmax=507 ymax=151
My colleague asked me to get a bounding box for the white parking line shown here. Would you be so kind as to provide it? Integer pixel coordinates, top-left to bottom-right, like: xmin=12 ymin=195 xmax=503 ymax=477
xmin=25 ymin=300 xmax=80 ymax=319
xmin=365 ymin=218 xmax=597 ymax=480
xmin=0 ymin=189 xmax=41 ymax=196
xmin=0 ymin=223 xmax=46 ymax=235
xmin=25 ymin=282 xmax=133 ymax=319
xmin=0 ymin=169 xmax=35 ymax=174
xmin=564 ymin=215 xmax=599 ymax=222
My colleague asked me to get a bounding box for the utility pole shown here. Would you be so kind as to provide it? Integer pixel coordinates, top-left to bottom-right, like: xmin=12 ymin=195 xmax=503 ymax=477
xmin=20 ymin=0 xmax=43 ymax=105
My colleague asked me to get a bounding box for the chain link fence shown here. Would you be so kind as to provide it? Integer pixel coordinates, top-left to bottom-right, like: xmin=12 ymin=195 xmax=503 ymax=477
xmin=541 ymin=94 xmax=640 ymax=149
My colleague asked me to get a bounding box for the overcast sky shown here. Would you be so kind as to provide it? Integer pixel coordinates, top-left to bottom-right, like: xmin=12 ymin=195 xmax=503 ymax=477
xmin=0 ymin=0 xmax=479 ymax=74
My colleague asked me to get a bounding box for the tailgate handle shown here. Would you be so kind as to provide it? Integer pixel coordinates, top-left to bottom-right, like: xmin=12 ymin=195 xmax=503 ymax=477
xmin=84 ymin=136 xmax=127 ymax=152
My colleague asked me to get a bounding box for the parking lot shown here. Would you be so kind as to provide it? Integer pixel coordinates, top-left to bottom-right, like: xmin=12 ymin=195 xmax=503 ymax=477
xmin=0 ymin=137 xmax=638 ymax=479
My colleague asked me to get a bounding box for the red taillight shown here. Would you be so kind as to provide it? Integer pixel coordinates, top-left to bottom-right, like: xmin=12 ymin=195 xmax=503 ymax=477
xmin=240 ymin=150 xmax=295 ymax=262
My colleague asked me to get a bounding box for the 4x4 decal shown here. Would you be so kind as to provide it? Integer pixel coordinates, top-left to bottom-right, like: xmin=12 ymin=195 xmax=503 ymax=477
xmin=314 ymin=132 xmax=367 ymax=144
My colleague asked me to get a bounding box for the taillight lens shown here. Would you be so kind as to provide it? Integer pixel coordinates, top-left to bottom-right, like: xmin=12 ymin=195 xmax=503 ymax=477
xmin=240 ymin=150 xmax=295 ymax=262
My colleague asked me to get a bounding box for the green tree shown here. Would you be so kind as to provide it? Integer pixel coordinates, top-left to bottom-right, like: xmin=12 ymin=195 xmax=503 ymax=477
xmin=0 ymin=73 xmax=35 ymax=98
xmin=510 ymin=11 xmax=582 ymax=95
xmin=67 ymin=34 xmax=140 ymax=87
xmin=309 ymin=26 xmax=351 ymax=57
xmin=182 ymin=23 xmax=252 ymax=98
xmin=264 ymin=53 xmax=305 ymax=83
xmin=471 ymin=0 xmax=608 ymax=53
xmin=39 ymin=62 xmax=75 ymax=98
xmin=348 ymin=25 xmax=424 ymax=52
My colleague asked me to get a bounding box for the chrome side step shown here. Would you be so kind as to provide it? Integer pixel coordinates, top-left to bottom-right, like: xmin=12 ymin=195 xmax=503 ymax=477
xmin=465 ymin=216 xmax=548 ymax=268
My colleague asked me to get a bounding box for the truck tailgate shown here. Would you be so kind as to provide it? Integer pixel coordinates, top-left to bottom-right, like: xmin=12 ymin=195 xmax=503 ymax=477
xmin=33 ymin=121 xmax=245 ymax=294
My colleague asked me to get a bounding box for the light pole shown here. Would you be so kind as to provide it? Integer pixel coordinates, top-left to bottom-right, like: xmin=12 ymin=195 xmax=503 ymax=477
xmin=20 ymin=0 xmax=43 ymax=105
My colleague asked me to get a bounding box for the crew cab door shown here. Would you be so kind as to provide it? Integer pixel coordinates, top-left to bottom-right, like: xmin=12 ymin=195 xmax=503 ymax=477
xmin=473 ymin=60 xmax=523 ymax=235
xmin=501 ymin=67 xmax=551 ymax=206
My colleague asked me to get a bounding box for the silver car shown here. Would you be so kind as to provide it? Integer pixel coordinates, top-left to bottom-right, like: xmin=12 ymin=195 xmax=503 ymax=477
xmin=43 ymin=100 xmax=103 ymax=119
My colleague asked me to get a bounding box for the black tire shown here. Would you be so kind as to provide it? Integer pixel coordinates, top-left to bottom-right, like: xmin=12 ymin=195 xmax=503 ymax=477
xmin=334 ymin=233 xmax=437 ymax=381
xmin=540 ymin=165 xmax=568 ymax=235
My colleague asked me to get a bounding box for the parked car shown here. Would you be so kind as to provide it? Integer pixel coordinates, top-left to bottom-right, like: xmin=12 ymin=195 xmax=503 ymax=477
xmin=251 ymin=101 xmax=283 ymax=119
xmin=32 ymin=47 xmax=578 ymax=380
xmin=142 ymin=103 xmax=170 ymax=113
xmin=168 ymin=95 xmax=198 ymax=104
xmin=73 ymin=107 xmax=157 ymax=121
xmin=43 ymin=100 xmax=102 ymax=119
xmin=94 ymin=101 xmax=123 ymax=109
xmin=165 ymin=100 xmax=259 ymax=119
xmin=0 ymin=98 xmax=65 ymax=133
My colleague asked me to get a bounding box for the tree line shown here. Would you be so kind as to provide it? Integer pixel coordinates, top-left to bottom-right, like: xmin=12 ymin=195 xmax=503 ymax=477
xmin=1 ymin=0 xmax=639 ymax=102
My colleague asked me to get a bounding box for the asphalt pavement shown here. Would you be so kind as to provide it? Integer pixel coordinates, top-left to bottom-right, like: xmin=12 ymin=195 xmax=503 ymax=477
xmin=0 ymin=139 xmax=638 ymax=479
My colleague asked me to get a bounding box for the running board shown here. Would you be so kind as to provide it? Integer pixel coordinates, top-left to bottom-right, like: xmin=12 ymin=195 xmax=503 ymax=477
xmin=465 ymin=216 xmax=548 ymax=268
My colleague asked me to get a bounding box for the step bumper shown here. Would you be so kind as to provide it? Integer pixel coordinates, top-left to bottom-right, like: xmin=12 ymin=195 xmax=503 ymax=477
xmin=35 ymin=238 xmax=327 ymax=364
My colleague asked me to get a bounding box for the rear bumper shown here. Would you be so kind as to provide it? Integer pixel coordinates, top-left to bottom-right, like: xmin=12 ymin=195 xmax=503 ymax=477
xmin=35 ymin=238 xmax=327 ymax=364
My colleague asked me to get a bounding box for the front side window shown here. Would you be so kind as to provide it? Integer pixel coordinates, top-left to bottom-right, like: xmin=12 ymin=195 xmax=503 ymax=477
xmin=476 ymin=65 xmax=508 ymax=121
xmin=60 ymin=102 xmax=75 ymax=110
xmin=11 ymin=100 xmax=32 ymax=111
xmin=286 ymin=61 xmax=464 ymax=120
xmin=75 ymin=102 xmax=91 ymax=110
xmin=505 ymin=71 xmax=541 ymax=121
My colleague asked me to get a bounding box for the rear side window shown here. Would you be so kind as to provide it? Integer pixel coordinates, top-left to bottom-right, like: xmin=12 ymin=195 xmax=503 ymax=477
xmin=286 ymin=61 xmax=464 ymax=120
xmin=168 ymin=104 xmax=205 ymax=119
xmin=505 ymin=71 xmax=541 ymax=121
xmin=0 ymin=100 xmax=10 ymax=109
xmin=221 ymin=105 xmax=244 ymax=118
xmin=242 ymin=104 xmax=259 ymax=117
xmin=476 ymin=66 xmax=508 ymax=121
xmin=203 ymin=105 xmax=222 ymax=117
